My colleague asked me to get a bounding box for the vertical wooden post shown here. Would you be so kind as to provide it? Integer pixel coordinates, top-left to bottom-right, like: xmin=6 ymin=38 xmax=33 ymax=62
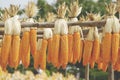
xmin=108 ymin=64 xmax=114 ymax=80
xmin=118 ymin=12 xmax=120 ymax=21
xmin=85 ymin=64 xmax=89 ymax=80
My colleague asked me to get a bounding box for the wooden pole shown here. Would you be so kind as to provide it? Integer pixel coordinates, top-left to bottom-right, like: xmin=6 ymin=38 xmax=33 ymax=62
xmin=108 ymin=64 xmax=114 ymax=80
xmin=85 ymin=64 xmax=89 ymax=80
xmin=0 ymin=27 xmax=103 ymax=36
xmin=0 ymin=20 xmax=107 ymax=27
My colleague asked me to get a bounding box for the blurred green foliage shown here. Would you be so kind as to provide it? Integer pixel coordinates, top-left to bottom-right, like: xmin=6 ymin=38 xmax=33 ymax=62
xmin=37 ymin=0 xmax=112 ymax=19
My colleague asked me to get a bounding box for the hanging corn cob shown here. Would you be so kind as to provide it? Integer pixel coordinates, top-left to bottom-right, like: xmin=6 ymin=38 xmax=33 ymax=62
xmin=68 ymin=0 xmax=82 ymax=64
xmin=21 ymin=28 xmax=30 ymax=68
xmin=30 ymin=27 xmax=37 ymax=58
xmin=60 ymin=18 xmax=68 ymax=69
xmin=101 ymin=23 xmax=111 ymax=64
xmin=51 ymin=3 xmax=67 ymax=68
xmin=98 ymin=63 xmax=103 ymax=70
xmin=72 ymin=26 xmax=82 ymax=64
xmin=101 ymin=3 xmax=118 ymax=66
xmin=0 ymin=40 xmax=2 ymax=66
xmin=39 ymin=39 xmax=47 ymax=70
xmin=9 ymin=16 xmax=21 ymax=68
xmin=68 ymin=27 xmax=74 ymax=63
xmin=102 ymin=63 xmax=108 ymax=72
xmin=113 ymin=48 xmax=120 ymax=71
xmin=34 ymin=39 xmax=42 ymax=69
xmin=21 ymin=1 xmax=38 ymax=68
xmin=17 ymin=40 xmax=22 ymax=67
xmin=92 ymin=27 xmax=100 ymax=61
xmin=96 ymin=33 xmax=103 ymax=70
xmin=25 ymin=1 xmax=38 ymax=58
xmin=111 ymin=14 xmax=120 ymax=65
xmin=37 ymin=19 xmax=45 ymax=68
xmin=46 ymin=12 xmax=55 ymax=63
xmin=87 ymin=13 xmax=101 ymax=68
xmin=113 ymin=24 xmax=120 ymax=71
xmin=8 ymin=40 xmax=13 ymax=67
xmin=51 ymin=32 xmax=60 ymax=68
xmin=39 ymin=29 xmax=52 ymax=70
xmin=0 ymin=7 xmax=14 ymax=70
xmin=47 ymin=37 xmax=53 ymax=63
xmin=79 ymin=28 xmax=84 ymax=63
xmin=83 ymin=27 xmax=94 ymax=66
xmin=114 ymin=0 xmax=120 ymax=72
xmin=1 ymin=18 xmax=12 ymax=70
xmin=0 ymin=12 xmax=9 ymax=67
xmin=0 ymin=5 xmax=20 ymax=70
xmin=79 ymin=17 xmax=88 ymax=63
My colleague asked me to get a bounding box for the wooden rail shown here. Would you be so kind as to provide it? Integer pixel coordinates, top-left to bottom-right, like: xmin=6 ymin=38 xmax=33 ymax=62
xmin=0 ymin=20 xmax=106 ymax=27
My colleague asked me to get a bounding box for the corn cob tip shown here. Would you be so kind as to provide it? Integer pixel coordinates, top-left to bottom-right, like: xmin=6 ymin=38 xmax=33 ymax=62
xmin=0 ymin=10 xmax=10 ymax=22
xmin=5 ymin=4 xmax=19 ymax=17
xmin=68 ymin=0 xmax=82 ymax=18
xmin=57 ymin=2 xmax=67 ymax=19
xmin=46 ymin=12 xmax=56 ymax=22
xmin=105 ymin=2 xmax=117 ymax=16
xmin=25 ymin=1 xmax=38 ymax=18
xmin=117 ymin=0 xmax=120 ymax=12
xmin=87 ymin=12 xmax=101 ymax=21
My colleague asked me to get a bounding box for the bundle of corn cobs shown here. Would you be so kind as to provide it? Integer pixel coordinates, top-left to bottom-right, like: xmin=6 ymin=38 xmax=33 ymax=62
xmin=0 ymin=1 xmax=120 ymax=73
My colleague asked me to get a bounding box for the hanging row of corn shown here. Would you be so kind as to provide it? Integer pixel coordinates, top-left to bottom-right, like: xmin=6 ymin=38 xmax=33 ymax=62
xmin=0 ymin=1 xmax=120 ymax=72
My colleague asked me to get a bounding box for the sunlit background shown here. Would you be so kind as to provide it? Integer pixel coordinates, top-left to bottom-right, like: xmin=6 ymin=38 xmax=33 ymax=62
xmin=0 ymin=0 xmax=117 ymax=9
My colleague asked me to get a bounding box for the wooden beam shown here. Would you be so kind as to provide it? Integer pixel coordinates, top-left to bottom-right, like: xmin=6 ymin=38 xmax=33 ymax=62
xmin=0 ymin=20 xmax=107 ymax=28
xmin=0 ymin=28 xmax=103 ymax=36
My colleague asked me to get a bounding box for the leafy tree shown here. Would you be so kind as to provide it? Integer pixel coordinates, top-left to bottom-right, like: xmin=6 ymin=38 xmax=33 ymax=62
xmin=37 ymin=0 xmax=55 ymax=18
